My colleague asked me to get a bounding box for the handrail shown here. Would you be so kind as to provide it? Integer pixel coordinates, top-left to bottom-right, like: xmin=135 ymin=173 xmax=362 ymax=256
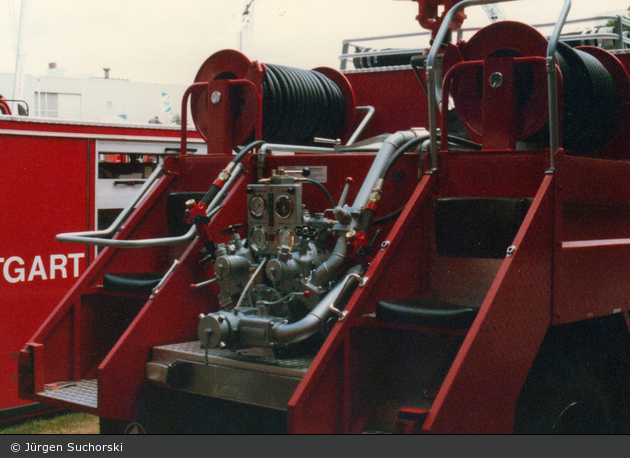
xmin=547 ymin=0 xmax=572 ymax=171
xmin=340 ymin=11 xmax=628 ymax=70
xmin=56 ymin=163 xmax=246 ymax=248
xmin=425 ymin=0 xmax=571 ymax=173
xmin=57 ymin=162 xmax=167 ymax=241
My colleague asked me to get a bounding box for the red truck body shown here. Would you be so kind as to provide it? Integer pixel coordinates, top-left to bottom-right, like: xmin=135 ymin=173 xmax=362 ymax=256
xmin=16 ymin=0 xmax=630 ymax=433
xmin=0 ymin=117 xmax=204 ymax=420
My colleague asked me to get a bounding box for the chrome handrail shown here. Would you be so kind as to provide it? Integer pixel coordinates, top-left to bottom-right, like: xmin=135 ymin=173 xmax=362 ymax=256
xmin=547 ymin=0 xmax=572 ymax=171
xmin=56 ymin=163 xmax=246 ymax=248
xmin=57 ymin=162 xmax=167 ymax=242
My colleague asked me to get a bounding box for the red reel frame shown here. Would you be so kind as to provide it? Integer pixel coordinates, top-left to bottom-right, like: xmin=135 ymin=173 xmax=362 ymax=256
xmin=184 ymin=49 xmax=356 ymax=155
xmin=441 ymin=22 xmax=556 ymax=150
xmin=191 ymin=50 xmax=260 ymax=154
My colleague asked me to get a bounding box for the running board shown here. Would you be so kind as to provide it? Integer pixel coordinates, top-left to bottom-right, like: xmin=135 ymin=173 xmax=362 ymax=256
xmin=147 ymin=341 xmax=313 ymax=411
xmin=36 ymin=379 xmax=98 ymax=410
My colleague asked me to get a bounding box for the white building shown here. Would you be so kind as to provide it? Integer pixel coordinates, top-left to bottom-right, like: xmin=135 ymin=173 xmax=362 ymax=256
xmin=0 ymin=65 xmax=190 ymax=124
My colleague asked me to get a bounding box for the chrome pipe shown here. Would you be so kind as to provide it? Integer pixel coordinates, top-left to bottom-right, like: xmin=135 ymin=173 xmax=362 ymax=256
xmin=56 ymin=163 xmax=246 ymax=248
xmin=271 ymin=266 xmax=363 ymax=345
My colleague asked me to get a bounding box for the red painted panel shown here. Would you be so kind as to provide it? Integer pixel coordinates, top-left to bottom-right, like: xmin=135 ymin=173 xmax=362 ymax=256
xmin=554 ymin=241 xmax=630 ymax=324
xmin=424 ymin=175 xmax=553 ymax=434
xmin=2 ymin=118 xmax=190 ymax=417
xmin=1 ymin=135 xmax=89 ymax=412
xmin=344 ymin=69 xmax=428 ymax=140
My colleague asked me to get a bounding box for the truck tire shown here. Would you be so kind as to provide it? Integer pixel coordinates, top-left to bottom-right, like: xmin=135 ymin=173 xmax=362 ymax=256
xmin=99 ymin=417 xmax=146 ymax=434
xmin=514 ymin=315 xmax=630 ymax=434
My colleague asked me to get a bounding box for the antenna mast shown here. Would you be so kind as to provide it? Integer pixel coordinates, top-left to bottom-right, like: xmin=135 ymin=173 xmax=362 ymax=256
xmin=12 ymin=0 xmax=28 ymax=114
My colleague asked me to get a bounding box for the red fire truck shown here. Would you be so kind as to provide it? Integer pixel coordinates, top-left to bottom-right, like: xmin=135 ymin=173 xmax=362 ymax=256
xmin=17 ymin=0 xmax=630 ymax=433
xmin=0 ymin=109 xmax=205 ymax=420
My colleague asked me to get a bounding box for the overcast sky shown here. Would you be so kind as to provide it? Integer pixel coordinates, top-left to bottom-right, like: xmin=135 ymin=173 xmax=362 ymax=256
xmin=1 ymin=0 xmax=629 ymax=86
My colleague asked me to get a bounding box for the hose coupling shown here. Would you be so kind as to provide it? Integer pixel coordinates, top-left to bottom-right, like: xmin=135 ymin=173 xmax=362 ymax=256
xmin=367 ymin=178 xmax=385 ymax=209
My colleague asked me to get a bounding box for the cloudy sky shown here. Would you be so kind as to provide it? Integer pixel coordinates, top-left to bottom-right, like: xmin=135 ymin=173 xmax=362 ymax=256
xmin=1 ymin=0 xmax=629 ymax=86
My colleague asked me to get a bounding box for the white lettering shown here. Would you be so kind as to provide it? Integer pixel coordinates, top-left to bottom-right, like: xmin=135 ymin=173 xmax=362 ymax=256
xmin=3 ymin=256 xmax=25 ymax=283
xmin=27 ymin=255 xmax=48 ymax=281
xmin=0 ymin=253 xmax=85 ymax=284
xmin=50 ymin=254 xmax=68 ymax=279
xmin=68 ymin=253 xmax=85 ymax=277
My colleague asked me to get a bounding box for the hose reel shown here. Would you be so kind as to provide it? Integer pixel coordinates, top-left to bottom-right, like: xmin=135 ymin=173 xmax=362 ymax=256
xmin=442 ymin=21 xmax=626 ymax=156
xmin=191 ymin=49 xmax=356 ymax=152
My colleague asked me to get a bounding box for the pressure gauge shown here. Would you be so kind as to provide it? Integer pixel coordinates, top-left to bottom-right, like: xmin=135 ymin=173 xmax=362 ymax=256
xmin=275 ymin=195 xmax=293 ymax=219
xmin=250 ymin=226 xmax=268 ymax=252
xmin=249 ymin=195 xmax=266 ymax=219
xmin=276 ymin=228 xmax=294 ymax=249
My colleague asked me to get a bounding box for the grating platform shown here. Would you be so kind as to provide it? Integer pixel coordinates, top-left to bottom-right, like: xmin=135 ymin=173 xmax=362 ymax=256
xmin=148 ymin=341 xmax=314 ymax=410
xmin=37 ymin=379 xmax=98 ymax=409
xmin=152 ymin=341 xmax=313 ymax=376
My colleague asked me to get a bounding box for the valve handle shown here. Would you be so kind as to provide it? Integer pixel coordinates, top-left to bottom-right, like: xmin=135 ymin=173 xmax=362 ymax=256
xmin=294 ymin=225 xmax=318 ymax=239
xmin=221 ymin=223 xmax=243 ymax=236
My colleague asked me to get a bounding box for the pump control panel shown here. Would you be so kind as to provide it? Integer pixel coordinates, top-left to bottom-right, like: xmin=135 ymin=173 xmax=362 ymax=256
xmin=246 ymin=182 xmax=303 ymax=256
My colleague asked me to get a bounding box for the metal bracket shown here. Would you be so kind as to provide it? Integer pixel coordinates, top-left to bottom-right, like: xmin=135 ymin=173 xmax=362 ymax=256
xmin=151 ymin=259 xmax=180 ymax=299
xmin=329 ymin=273 xmax=366 ymax=321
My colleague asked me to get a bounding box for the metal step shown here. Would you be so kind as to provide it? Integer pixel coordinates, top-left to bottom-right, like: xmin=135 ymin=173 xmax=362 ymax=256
xmin=148 ymin=341 xmax=314 ymax=411
xmin=37 ymin=379 xmax=98 ymax=409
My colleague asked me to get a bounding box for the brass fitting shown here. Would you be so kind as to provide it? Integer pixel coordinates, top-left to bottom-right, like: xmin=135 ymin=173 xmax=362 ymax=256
xmin=367 ymin=178 xmax=385 ymax=205
xmin=218 ymin=162 xmax=237 ymax=183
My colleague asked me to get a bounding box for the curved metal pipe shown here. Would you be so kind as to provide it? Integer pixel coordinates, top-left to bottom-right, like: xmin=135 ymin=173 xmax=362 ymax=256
xmin=351 ymin=130 xmax=420 ymax=209
xmin=56 ymin=163 xmax=245 ymax=247
xmin=57 ymin=163 xmax=166 ymax=241
xmin=310 ymin=235 xmax=348 ymax=287
xmin=271 ymin=266 xmax=363 ymax=345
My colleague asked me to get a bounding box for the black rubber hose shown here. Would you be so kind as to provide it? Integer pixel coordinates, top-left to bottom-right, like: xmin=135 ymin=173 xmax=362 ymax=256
xmin=304 ymin=178 xmax=335 ymax=210
xmin=372 ymin=206 xmax=404 ymax=226
xmin=200 ymin=140 xmax=265 ymax=206
xmin=261 ymin=64 xmax=346 ymax=145
xmin=380 ymin=134 xmax=480 ymax=181
xmin=200 ymin=184 xmax=222 ymax=207
xmin=233 ymin=139 xmax=266 ymax=164
xmin=358 ymin=208 xmax=376 ymax=234
xmin=363 ymin=134 xmax=480 ymax=230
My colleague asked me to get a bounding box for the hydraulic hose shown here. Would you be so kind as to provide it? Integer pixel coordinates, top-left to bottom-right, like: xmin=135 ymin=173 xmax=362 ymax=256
xmin=352 ymin=131 xmax=421 ymax=210
xmin=200 ymin=140 xmax=265 ymax=206
xmin=358 ymin=133 xmax=480 ymax=234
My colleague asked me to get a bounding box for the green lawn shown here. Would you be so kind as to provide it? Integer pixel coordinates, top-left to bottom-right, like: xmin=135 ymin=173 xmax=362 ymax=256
xmin=0 ymin=411 xmax=99 ymax=435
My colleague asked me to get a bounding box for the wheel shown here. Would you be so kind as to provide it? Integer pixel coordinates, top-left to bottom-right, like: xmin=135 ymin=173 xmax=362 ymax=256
xmin=99 ymin=417 xmax=146 ymax=434
xmin=514 ymin=315 xmax=630 ymax=434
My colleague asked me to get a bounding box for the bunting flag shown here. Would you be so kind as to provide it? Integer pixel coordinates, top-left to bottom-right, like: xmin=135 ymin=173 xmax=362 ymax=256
xmin=161 ymin=92 xmax=172 ymax=120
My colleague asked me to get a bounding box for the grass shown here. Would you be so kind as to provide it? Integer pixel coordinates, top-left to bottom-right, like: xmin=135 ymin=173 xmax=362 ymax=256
xmin=0 ymin=411 xmax=99 ymax=435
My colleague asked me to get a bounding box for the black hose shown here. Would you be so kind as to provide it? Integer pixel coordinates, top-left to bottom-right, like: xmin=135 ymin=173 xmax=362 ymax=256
xmin=372 ymin=206 xmax=404 ymax=226
xmin=233 ymin=139 xmax=266 ymax=164
xmin=200 ymin=140 xmax=265 ymax=206
xmin=554 ymin=42 xmax=617 ymax=156
xmin=262 ymin=64 xmax=346 ymax=145
xmin=363 ymin=134 xmax=480 ymax=230
xmin=380 ymin=134 xmax=480 ymax=181
xmin=304 ymin=178 xmax=335 ymax=210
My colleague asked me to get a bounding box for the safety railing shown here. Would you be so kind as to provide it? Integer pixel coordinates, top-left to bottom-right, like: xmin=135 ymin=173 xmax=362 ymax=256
xmin=340 ymin=6 xmax=629 ymax=71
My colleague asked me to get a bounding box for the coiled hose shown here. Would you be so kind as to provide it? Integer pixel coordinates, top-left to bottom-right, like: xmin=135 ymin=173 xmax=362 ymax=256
xmin=261 ymin=64 xmax=347 ymax=145
xmin=554 ymin=42 xmax=617 ymax=155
